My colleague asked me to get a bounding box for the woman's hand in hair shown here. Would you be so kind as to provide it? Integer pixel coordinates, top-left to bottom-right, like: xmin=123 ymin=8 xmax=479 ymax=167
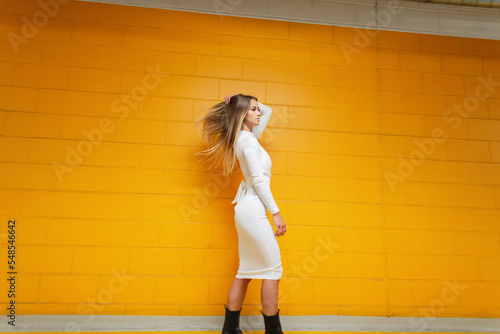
xmin=224 ymin=94 xmax=236 ymax=105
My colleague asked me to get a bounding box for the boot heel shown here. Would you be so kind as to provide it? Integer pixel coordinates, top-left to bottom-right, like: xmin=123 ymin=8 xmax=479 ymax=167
xmin=261 ymin=309 xmax=284 ymax=334
xmin=222 ymin=305 xmax=245 ymax=334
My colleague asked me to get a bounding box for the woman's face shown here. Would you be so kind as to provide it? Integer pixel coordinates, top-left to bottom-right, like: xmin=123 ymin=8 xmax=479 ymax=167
xmin=243 ymin=99 xmax=261 ymax=129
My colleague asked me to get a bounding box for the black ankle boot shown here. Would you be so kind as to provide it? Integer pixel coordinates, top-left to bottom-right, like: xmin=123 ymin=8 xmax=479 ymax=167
xmin=221 ymin=305 xmax=245 ymax=334
xmin=262 ymin=309 xmax=284 ymax=334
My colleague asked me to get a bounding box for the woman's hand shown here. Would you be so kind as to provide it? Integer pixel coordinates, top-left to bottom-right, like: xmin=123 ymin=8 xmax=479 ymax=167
xmin=224 ymin=94 xmax=235 ymax=105
xmin=272 ymin=211 xmax=286 ymax=237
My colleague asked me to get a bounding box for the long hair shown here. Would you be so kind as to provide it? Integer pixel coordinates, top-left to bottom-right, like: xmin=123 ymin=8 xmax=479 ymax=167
xmin=194 ymin=94 xmax=257 ymax=176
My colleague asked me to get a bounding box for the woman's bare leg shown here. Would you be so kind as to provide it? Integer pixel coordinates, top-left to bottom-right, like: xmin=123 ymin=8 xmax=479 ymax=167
xmin=227 ymin=278 xmax=251 ymax=310
xmin=261 ymin=279 xmax=280 ymax=315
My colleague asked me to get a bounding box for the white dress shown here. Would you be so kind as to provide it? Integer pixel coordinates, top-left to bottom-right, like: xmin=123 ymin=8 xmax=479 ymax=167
xmin=231 ymin=102 xmax=282 ymax=280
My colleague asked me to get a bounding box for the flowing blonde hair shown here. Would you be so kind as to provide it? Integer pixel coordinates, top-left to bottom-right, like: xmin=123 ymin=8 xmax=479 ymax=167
xmin=194 ymin=94 xmax=257 ymax=176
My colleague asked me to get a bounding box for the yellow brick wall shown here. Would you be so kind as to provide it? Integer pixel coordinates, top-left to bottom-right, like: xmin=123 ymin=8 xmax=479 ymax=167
xmin=1 ymin=0 xmax=499 ymax=318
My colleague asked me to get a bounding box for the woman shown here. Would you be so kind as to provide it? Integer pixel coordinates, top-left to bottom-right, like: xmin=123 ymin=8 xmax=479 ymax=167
xmin=195 ymin=94 xmax=286 ymax=334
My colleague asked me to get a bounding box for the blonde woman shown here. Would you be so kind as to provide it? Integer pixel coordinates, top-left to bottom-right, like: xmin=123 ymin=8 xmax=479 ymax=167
xmin=195 ymin=94 xmax=286 ymax=334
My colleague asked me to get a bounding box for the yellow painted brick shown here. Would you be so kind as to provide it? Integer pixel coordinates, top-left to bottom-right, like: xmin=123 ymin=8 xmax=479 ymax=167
xmin=21 ymin=190 xmax=80 ymax=217
xmin=380 ymin=112 xmax=424 ymax=136
xmin=356 ymin=89 xmax=377 ymax=112
xmin=0 ymin=60 xmax=14 ymax=85
xmin=442 ymin=53 xmax=483 ymax=75
xmin=335 ymin=66 xmax=377 ymax=89
xmin=72 ymin=21 xmax=123 ymax=47
xmin=243 ymin=17 xmax=288 ymax=39
xmin=378 ymin=48 xmax=400 ymax=69
xmin=17 ymin=245 xmax=72 ymax=273
xmin=72 ymin=246 xmax=130 ymax=274
xmin=279 ymin=225 xmax=313 ymax=252
xmin=287 ymin=152 xmax=334 ymax=177
xmin=162 ymin=170 xmax=231 ymax=197
xmin=387 ymin=254 xmax=441 ymax=279
xmin=129 ymin=247 xmax=183 ymax=275
xmin=0 ymin=86 xmax=38 ymax=112
xmin=155 ymin=276 xmax=209 ymax=304
xmin=312 ymin=86 xmax=356 ymax=109
xmin=134 ymin=194 xmax=189 ymax=221
xmin=138 ymin=144 xmax=189 ymax=169
xmin=0 ymin=190 xmax=21 ymax=215
xmin=334 ymin=155 xmax=380 ymax=179
xmin=462 ymin=38 xmax=500 ymax=57
xmin=333 ymin=26 xmax=377 ymax=48
xmin=402 ymin=92 xmax=446 ymax=116
xmin=59 ymin=115 xmax=115 ymax=140
xmin=267 ymin=83 xmax=311 ymax=106
xmin=311 ymin=177 xmax=357 ymax=202
xmin=220 ymin=34 xmax=267 ymax=59
xmin=311 ymin=43 xmax=348 ymax=66
xmin=359 ymin=228 xmax=384 ymax=253
xmin=399 ymin=50 xmax=441 ymax=72
xmin=281 ymin=276 xmax=313 ymax=305
xmin=17 ymin=274 xmax=40 ymax=303
xmin=491 ymin=142 xmax=500 ymax=163
xmin=402 ymin=182 xmax=452 ymax=206
xmin=37 ymin=89 xmax=91 ymax=115
xmin=380 ymin=91 xmax=402 ymax=113
xmin=99 ymin=2 xmax=149 ymax=25
xmin=208 ymin=277 xmax=233 ymax=304
xmin=80 ymin=141 xmax=138 ymax=167
xmin=143 ymin=97 xmax=193 ymax=122
xmin=489 ymin=98 xmax=500 ymax=119
xmin=449 ymin=184 xmax=495 ymax=208
xmin=310 ymin=131 xmax=356 ymax=155
xmin=0 ymin=136 xmax=30 ymax=162
xmin=357 ymin=133 xmax=379 ymax=156
xmin=338 ymin=253 xmax=385 ymax=279
xmin=0 ymin=13 xmax=22 ymax=34
xmin=149 ymin=8 xmax=197 ymax=30
xmin=422 ymin=73 xmax=464 ymax=95
xmin=171 ymin=76 xmax=218 ymax=100
xmin=446 ymin=92 xmax=489 ymax=119
xmin=381 ymin=156 xmax=427 ymax=183
xmin=335 ymin=110 xmax=378 ymax=134
xmin=357 ymin=179 xmax=381 ymax=203
xmin=289 ymin=22 xmax=332 ymax=43
xmin=184 ymin=248 xmax=236 ymax=276
xmin=378 ymin=30 xmax=419 ymax=50
xmin=288 ymin=107 xmax=334 ymax=131
xmin=38 ymin=274 xmax=99 ymax=303
xmin=112 ymin=119 xmax=167 ymax=144
xmin=220 ymin=79 xmax=266 ymax=100
xmin=196 ymin=13 xmax=244 ymax=35
xmin=483 ymin=57 xmax=500 ymax=77
xmin=384 ymin=204 xmax=429 ymax=229
xmin=47 ymin=218 xmax=104 ymax=246
xmin=264 ymin=128 xmax=309 ymax=152
xmin=290 ymin=62 xmax=333 ymax=86
xmin=447 ymin=139 xmax=490 ymax=162
xmin=470 ymin=163 xmax=500 ymax=185
xmin=468 ymin=119 xmax=500 ymax=141
xmin=97 ymin=274 xmax=153 ymax=304
xmin=313 ymin=278 xmax=362 ymax=305
xmin=146 ymin=50 xmax=195 ymax=76
xmin=123 ymin=25 xmax=172 ymax=51
xmin=243 ymin=59 xmax=288 ymax=82
xmin=379 ymin=69 xmax=421 ymax=92
xmin=425 ymin=160 xmax=471 ymax=184
xmin=109 ymin=167 xmax=162 ymax=194
xmin=454 ymin=256 xmax=481 ymax=281
xmin=480 ymin=256 xmax=500 ymax=280
xmin=0 ymin=162 xmax=54 ymax=189
xmin=67 ymin=67 xmax=121 ymax=93
xmin=95 ymin=46 xmax=147 ymax=71
xmin=167 ymin=121 xmax=204 ymax=147
xmin=90 ymin=92 xmax=142 ymax=119
xmin=195 ymin=55 xmax=242 ymax=79
xmin=387 ymin=280 xmax=412 ymax=306
xmin=172 ymin=30 xmax=220 ymax=55
xmin=13 ymin=63 xmax=68 ymax=89
xmin=42 ymin=41 xmax=97 ymax=67
xmin=79 ymin=193 xmax=135 ymax=219
xmin=34 ymin=18 xmax=72 ymax=43
xmin=423 ymin=115 xmax=467 ymax=141
xmin=102 ymin=220 xmax=160 ymax=247
xmin=119 ymin=70 xmax=170 ymax=97
xmin=419 ymin=33 xmax=462 ymax=53
xmin=210 ymin=223 xmax=238 ymax=250
xmin=267 ymin=39 xmax=311 ymax=63
xmin=336 ymin=202 xmax=382 ymax=228
xmin=14 ymin=216 xmax=49 ymax=245
xmin=0 ymin=32 xmax=42 ymax=62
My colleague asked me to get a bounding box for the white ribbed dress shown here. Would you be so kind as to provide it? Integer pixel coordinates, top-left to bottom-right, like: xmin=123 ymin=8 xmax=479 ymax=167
xmin=231 ymin=102 xmax=282 ymax=280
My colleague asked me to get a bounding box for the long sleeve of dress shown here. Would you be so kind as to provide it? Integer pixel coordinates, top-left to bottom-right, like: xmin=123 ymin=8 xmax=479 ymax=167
xmin=241 ymin=138 xmax=280 ymax=214
xmin=252 ymin=102 xmax=272 ymax=139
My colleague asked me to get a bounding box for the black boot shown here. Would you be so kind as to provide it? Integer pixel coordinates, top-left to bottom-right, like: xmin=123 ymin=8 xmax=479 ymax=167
xmin=221 ymin=305 xmax=245 ymax=334
xmin=262 ymin=309 xmax=284 ymax=334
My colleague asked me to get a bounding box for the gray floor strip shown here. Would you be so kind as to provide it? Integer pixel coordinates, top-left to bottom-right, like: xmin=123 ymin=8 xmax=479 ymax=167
xmin=2 ymin=315 xmax=500 ymax=332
